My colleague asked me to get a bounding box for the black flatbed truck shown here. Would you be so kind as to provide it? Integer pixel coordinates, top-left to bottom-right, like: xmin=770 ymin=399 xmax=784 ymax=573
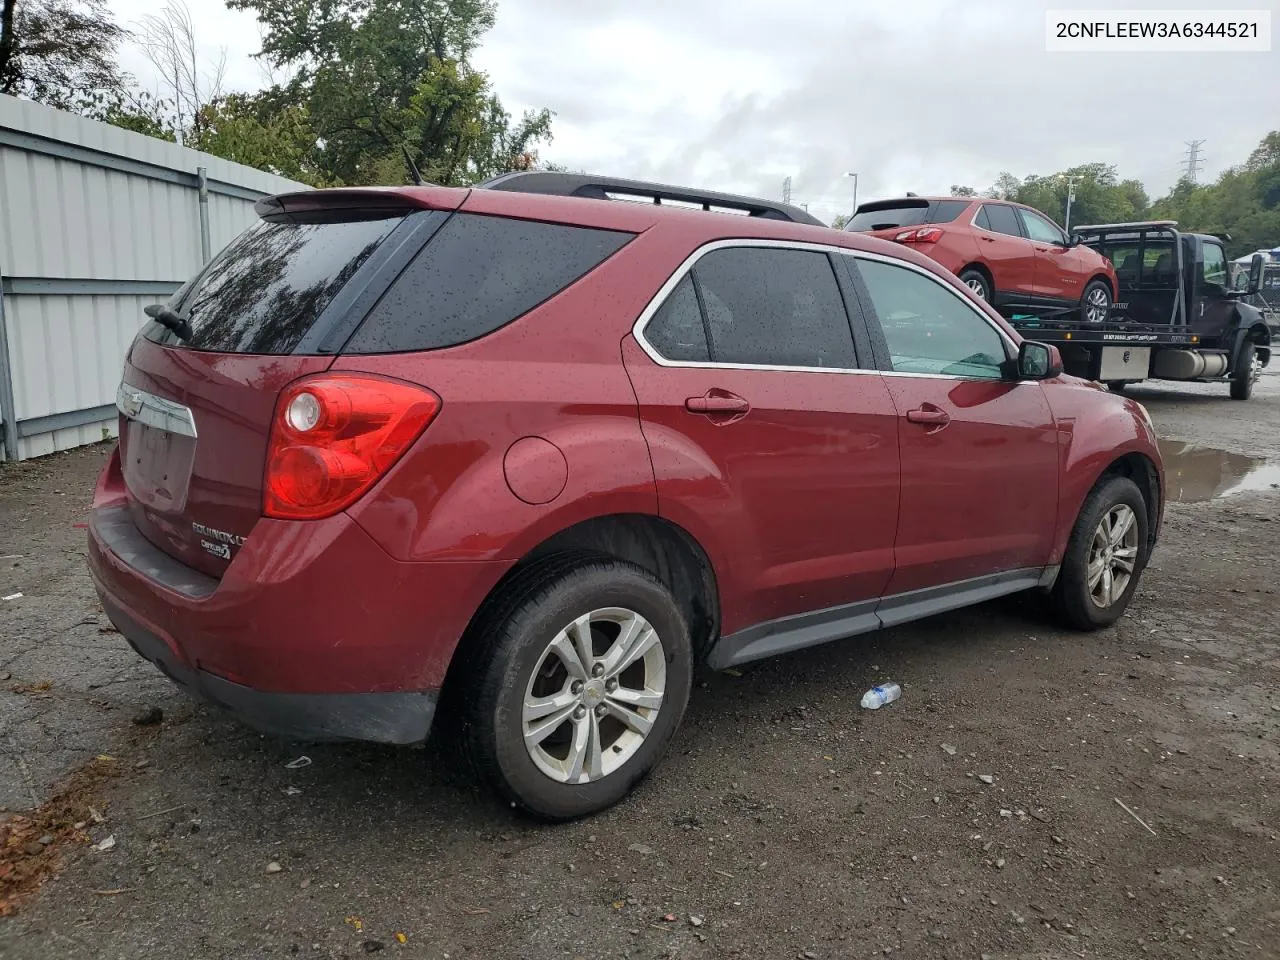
xmin=1003 ymin=220 xmax=1274 ymax=400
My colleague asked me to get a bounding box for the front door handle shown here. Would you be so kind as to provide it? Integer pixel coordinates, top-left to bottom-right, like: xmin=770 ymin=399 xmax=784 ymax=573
xmin=685 ymin=392 xmax=750 ymax=416
xmin=906 ymin=405 xmax=950 ymax=427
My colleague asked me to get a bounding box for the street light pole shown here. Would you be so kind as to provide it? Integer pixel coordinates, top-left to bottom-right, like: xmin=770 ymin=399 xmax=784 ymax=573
xmin=845 ymin=171 xmax=859 ymax=217
xmin=1064 ymin=177 xmax=1079 ymax=232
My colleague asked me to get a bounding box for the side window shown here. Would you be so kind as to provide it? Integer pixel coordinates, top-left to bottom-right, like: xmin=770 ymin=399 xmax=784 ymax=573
xmin=974 ymin=206 xmax=992 ymax=231
xmin=1018 ymin=209 xmax=1067 ymax=245
xmin=346 ymin=214 xmax=633 ymax=352
xmin=644 ymin=276 xmax=710 ymax=362
xmin=690 ymin=247 xmax=856 ymax=369
xmin=856 ymin=258 xmax=1009 ymax=380
xmin=1201 ymin=243 xmax=1227 ymax=292
xmin=929 ymin=200 xmax=971 ymax=224
xmin=981 ymin=204 xmax=1023 ymax=238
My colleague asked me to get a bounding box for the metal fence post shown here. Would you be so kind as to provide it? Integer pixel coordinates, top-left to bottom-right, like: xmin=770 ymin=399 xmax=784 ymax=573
xmin=0 ymin=267 xmax=20 ymax=462
xmin=197 ymin=166 xmax=212 ymax=263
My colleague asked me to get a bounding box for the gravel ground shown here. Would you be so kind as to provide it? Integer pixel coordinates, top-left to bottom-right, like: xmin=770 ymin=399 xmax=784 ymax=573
xmin=1 ymin=374 xmax=1278 ymax=959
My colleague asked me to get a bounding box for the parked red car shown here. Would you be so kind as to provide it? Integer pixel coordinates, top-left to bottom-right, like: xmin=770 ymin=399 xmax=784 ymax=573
xmin=89 ymin=173 xmax=1163 ymax=820
xmin=847 ymin=196 xmax=1119 ymax=323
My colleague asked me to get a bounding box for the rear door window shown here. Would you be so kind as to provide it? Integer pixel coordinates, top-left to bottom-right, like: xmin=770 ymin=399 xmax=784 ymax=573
xmin=346 ymin=214 xmax=633 ymax=353
xmin=644 ymin=276 xmax=710 ymax=362
xmin=691 ymin=247 xmax=856 ymax=369
xmin=980 ymin=204 xmax=1023 ymax=238
xmin=157 ymin=216 xmax=402 ymax=354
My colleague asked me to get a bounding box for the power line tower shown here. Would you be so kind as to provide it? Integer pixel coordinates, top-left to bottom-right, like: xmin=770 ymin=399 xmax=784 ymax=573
xmin=782 ymin=176 xmax=792 ymax=205
xmin=1182 ymin=140 xmax=1206 ymax=183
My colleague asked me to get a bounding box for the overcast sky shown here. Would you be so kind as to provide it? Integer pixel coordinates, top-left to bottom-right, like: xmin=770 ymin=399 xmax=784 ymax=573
xmin=107 ymin=0 xmax=1280 ymax=224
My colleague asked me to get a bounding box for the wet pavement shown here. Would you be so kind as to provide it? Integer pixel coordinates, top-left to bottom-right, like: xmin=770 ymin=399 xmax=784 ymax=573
xmin=1158 ymin=438 xmax=1280 ymax=503
xmin=2 ymin=372 xmax=1279 ymax=958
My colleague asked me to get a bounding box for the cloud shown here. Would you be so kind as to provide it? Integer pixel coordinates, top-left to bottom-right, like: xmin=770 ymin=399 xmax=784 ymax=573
xmin=108 ymin=0 xmax=1280 ymax=223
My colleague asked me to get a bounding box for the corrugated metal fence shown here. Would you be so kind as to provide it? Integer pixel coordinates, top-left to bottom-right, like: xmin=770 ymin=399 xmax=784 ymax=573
xmin=0 ymin=94 xmax=307 ymax=460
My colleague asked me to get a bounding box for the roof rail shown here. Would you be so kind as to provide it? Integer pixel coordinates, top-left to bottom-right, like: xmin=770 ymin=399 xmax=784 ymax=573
xmin=480 ymin=171 xmax=825 ymax=227
xmin=1075 ymin=220 xmax=1179 ymax=232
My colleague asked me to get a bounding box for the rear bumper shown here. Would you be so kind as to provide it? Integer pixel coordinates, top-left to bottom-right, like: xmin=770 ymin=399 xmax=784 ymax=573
xmin=87 ymin=451 xmax=514 ymax=744
xmin=104 ymin=594 xmax=438 ymax=743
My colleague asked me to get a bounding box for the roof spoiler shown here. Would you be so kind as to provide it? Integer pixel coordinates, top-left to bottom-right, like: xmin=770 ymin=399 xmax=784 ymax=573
xmin=254 ymin=187 xmax=466 ymax=222
xmin=480 ymin=171 xmax=825 ymax=226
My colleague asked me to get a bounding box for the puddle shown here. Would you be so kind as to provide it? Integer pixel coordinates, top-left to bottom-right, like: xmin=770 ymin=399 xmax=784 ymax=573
xmin=1158 ymin=440 xmax=1280 ymax=503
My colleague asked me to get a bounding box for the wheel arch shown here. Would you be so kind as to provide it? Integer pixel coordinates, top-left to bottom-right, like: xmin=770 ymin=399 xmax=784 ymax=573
xmin=442 ymin=513 xmax=722 ymax=697
xmin=1084 ymin=273 xmax=1115 ymax=299
xmin=1091 ymin=452 xmax=1162 ymax=555
xmin=957 ymin=262 xmax=994 ymax=294
xmin=1051 ymin=445 xmax=1163 ymax=585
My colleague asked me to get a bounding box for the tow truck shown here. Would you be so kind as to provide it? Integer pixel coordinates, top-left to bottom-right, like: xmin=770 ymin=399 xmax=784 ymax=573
xmin=1003 ymin=221 xmax=1273 ymax=400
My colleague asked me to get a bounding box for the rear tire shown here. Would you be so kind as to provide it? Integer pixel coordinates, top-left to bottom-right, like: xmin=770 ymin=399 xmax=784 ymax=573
xmin=1081 ymin=279 xmax=1112 ymax=324
xmin=1053 ymin=476 xmax=1149 ymax=630
xmin=958 ymin=268 xmax=992 ymax=303
xmin=462 ymin=559 xmax=692 ymax=821
xmin=1106 ymin=381 xmax=1127 ymax=394
xmin=1230 ymin=342 xmax=1257 ymax=401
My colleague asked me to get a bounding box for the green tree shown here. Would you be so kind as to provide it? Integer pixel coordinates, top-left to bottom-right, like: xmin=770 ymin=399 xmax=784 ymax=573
xmin=831 ymin=213 xmax=850 ymax=230
xmin=950 ymin=184 xmax=978 ymax=197
xmin=225 ymin=0 xmax=552 ymax=186
xmin=191 ymin=93 xmax=322 ymax=184
xmin=987 ymin=163 xmax=1149 ymax=230
xmin=1150 ymin=132 xmax=1280 ymax=258
xmin=0 ymin=0 xmax=128 ymax=114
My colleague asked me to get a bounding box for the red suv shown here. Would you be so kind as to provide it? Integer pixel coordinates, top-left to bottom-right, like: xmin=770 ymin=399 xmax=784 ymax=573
xmin=88 ymin=173 xmax=1163 ymax=820
xmin=847 ymin=196 xmax=1119 ymax=323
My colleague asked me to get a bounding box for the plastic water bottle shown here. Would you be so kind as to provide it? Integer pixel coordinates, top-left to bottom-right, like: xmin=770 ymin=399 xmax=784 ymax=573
xmin=860 ymin=682 xmax=901 ymax=710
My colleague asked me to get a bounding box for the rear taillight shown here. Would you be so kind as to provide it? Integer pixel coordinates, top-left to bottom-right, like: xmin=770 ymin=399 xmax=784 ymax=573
xmin=264 ymin=374 xmax=441 ymax=520
xmin=893 ymin=226 xmax=943 ymax=244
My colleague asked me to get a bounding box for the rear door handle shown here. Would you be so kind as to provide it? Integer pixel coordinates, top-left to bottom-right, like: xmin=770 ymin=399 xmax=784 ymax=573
xmin=685 ymin=392 xmax=750 ymax=415
xmin=906 ymin=406 xmax=950 ymax=426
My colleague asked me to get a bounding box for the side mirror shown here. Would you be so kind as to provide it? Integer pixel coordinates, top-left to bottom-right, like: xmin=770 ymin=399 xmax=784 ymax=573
xmin=1248 ymin=253 xmax=1265 ymax=295
xmin=1016 ymin=341 xmax=1063 ymax=380
xmin=1068 ymin=233 xmax=1085 ymax=247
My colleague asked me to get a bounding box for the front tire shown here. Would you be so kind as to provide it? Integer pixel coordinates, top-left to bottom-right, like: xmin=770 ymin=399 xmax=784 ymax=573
xmin=1230 ymin=342 xmax=1257 ymax=401
xmin=463 ymin=559 xmax=692 ymax=821
xmin=959 ymin=268 xmax=992 ymax=303
xmin=1053 ymin=476 xmax=1149 ymax=630
xmin=1081 ymin=279 xmax=1112 ymax=324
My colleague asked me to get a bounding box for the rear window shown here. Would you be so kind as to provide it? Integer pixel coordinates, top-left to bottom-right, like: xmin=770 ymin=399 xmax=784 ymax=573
xmin=847 ymin=199 xmax=970 ymax=232
xmin=154 ymin=216 xmax=401 ymax=354
xmin=345 ymin=214 xmax=633 ymax=353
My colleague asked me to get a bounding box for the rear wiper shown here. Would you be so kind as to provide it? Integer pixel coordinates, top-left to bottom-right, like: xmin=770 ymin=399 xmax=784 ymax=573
xmin=144 ymin=303 xmax=193 ymax=341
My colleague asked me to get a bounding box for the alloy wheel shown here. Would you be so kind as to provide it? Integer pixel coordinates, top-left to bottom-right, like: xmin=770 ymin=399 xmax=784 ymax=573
xmin=1085 ymin=286 xmax=1111 ymax=323
xmin=1087 ymin=504 xmax=1139 ymax=608
xmin=965 ymin=278 xmax=987 ymax=299
xmin=522 ymin=607 xmax=666 ymax=784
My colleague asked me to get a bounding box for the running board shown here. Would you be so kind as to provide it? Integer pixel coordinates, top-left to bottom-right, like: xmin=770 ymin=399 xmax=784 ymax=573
xmin=706 ymin=567 xmax=1052 ymax=670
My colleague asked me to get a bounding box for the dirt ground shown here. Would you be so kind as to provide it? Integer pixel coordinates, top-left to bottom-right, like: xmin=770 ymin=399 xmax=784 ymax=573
xmin=1 ymin=375 xmax=1278 ymax=960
